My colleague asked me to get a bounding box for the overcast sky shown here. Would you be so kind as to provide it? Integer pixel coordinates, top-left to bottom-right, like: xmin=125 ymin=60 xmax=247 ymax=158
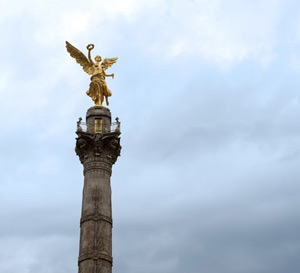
xmin=1 ymin=0 xmax=300 ymax=272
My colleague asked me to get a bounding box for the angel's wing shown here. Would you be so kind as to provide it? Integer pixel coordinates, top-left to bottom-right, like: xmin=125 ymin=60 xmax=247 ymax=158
xmin=66 ymin=41 xmax=94 ymax=75
xmin=101 ymin=57 xmax=118 ymax=71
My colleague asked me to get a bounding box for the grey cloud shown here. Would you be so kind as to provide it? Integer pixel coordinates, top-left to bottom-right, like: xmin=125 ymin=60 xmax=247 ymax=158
xmin=2 ymin=1 xmax=300 ymax=273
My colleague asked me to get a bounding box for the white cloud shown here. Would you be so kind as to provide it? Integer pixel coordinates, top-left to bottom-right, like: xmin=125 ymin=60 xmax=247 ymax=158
xmin=0 ymin=71 xmax=10 ymax=97
xmin=1 ymin=0 xmax=285 ymax=68
xmin=37 ymin=156 xmax=60 ymax=174
xmin=35 ymin=10 xmax=91 ymax=46
xmin=145 ymin=0 xmax=283 ymax=67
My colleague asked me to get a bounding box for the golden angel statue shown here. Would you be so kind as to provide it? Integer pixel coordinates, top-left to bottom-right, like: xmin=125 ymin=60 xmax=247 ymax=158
xmin=66 ymin=41 xmax=118 ymax=106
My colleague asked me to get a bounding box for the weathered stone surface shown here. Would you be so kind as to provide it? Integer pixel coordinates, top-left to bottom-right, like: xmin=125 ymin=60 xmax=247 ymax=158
xmin=76 ymin=106 xmax=121 ymax=273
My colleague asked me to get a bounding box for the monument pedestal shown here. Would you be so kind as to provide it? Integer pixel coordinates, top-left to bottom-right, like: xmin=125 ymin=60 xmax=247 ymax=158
xmin=75 ymin=106 xmax=121 ymax=273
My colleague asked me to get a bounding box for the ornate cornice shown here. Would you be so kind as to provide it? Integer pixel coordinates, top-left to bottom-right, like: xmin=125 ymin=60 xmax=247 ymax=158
xmin=75 ymin=131 xmax=121 ymax=165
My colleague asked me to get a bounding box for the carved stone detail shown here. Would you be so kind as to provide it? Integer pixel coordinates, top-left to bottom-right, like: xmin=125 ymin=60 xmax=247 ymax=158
xmin=80 ymin=214 xmax=113 ymax=226
xmin=78 ymin=252 xmax=113 ymax=264
xmin=84 ymin=162 xmax=111 ymax=169
xmin=75 ymin=131 xmax=121 ymax=165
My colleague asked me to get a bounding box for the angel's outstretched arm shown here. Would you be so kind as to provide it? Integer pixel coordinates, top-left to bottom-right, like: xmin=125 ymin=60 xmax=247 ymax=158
xmin=87 ymin=44 xmax=94 ymax=64
xmin=104 ymin=72 xmax=114 ymax=78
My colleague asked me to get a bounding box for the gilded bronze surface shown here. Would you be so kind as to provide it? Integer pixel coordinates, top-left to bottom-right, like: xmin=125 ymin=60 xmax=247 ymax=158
xmin=66 ymin=41 xmax=117 ymax=106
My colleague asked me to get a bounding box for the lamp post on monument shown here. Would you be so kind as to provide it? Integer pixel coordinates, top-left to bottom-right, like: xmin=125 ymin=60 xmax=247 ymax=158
xmin=66 ymin=41 xmax=121 ymax=273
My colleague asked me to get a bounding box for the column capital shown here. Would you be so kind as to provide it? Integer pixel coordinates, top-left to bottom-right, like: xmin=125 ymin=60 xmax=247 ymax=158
xmin=75 ymin=131 xmax=121 ymax=165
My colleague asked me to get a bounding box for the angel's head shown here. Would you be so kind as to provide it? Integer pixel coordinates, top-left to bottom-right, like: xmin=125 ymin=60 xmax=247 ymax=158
xmin=95 ymin=55 xmax=102 ymax=63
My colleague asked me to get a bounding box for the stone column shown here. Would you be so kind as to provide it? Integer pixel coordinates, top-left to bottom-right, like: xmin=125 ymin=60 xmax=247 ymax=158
xmin=75 ymin=106 xmax=121 ymax=273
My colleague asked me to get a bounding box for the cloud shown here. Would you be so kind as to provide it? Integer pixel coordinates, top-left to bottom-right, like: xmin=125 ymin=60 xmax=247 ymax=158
xmin=35 ymin=10 xmax=91 ymax=46
xmin=0 ymin=235 xmax=78 ymax=273
xmin=1 ymin=1 xmax=300 ymax=273
xmin=128 ymin=0 xmax=283 ymax=67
